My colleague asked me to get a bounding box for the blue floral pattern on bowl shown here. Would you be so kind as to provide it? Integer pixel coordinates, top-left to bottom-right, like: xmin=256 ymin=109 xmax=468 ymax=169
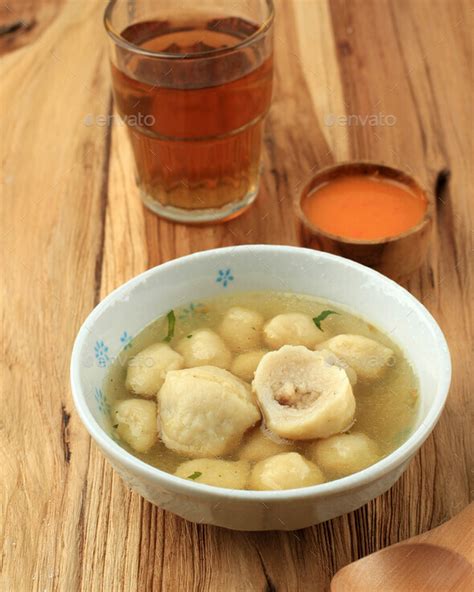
xmin=216 ymin=268 xmax=234 ymax=288
xmin=94 ymin=387 xmax=110 ymax=415
xmin=120 ymin=331 xmax=133 ymax=350
xmin=94 ymin=340 xmax=110 ymax=367
xmin=178 ymin=302 xmax=208 ymax=321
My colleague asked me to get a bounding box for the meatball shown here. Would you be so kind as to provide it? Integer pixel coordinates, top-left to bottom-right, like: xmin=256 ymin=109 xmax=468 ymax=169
xmin=126 ymin=343 xmax=184 ymax=397
xmin=317 ymin=334 xmax=394 ymax=381
xmin=218 ymin=307 xmax=265 ymax=352
xmin=238 ymin=428 xmax=294 ymax=462
xmin=263 ymin=313 xmax=325 ymax=349
xmin=317 ymin=348 xmax=358 ymax=386
xmin=176 ymin=329 xmax=232 ymax=369
xmin=249 ymin=452 xmax=325 ymax=490
xmin=159 ymin=366 xmax=260 ymax=457
xmin=308 ymin=432 xmax=379 ymax=477
xmin=253 ymin=346 xmax=355 ymax=440
xmin=113 ymin=399 xmax=157 ymax=453
xmin=230 ymin=350 xmax=267 ymax=382
xmin=175 ymin=458 xmax=250 ymax=489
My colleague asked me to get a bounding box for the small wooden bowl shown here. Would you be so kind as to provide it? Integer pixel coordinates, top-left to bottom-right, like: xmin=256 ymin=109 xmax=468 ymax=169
xmin=297 ymin=162 xmax=434 ymax=280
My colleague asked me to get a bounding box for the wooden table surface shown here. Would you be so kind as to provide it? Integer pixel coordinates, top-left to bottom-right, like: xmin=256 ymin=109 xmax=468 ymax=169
xmin=1 ymin=1 xmax=472 ymax=590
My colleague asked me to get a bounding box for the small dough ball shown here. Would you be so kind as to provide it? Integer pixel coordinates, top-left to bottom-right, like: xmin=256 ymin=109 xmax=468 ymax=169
xmin=318 ymin=334 xmax=395 ymax=381
xmin=308 ymin=432 xmax=379 ymax=477
xmin=159 ymin=366 xmax=260 ymax=457
xmin=175 ymin=458 xmax=250 ymax=489
xmin=238 ymin=428 xmax=294 ymax=462
xmin=114 ymin=399 xmax=157 ymax=453
xmin=230 ymin=350 xmax=267 ymax=382
xmin=176 ymin=329 xmax=232 ymax=369
xmin=218 ymin=307 xmax=265 ymax=352
xmin=126 ymin=343 xmax=184 ymax=397
xmin=249 ymin=452 xmax=325 ymax=490
xmin=317 ymin=349 xmax=358 ymax=386
xmin=263 ymin=313 xmax=325 ymax=349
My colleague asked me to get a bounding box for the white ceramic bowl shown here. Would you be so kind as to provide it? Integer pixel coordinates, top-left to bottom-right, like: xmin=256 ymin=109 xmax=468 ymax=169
xmin=70 ymin=246 xmax=451 ymax=531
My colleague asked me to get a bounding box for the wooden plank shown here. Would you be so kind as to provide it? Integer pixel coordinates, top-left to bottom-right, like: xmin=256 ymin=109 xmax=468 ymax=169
xmin=0 ymin=2 xmax=111 ymax=590
xmin=329 ymin=0 xmax=473 ymax=531
xmin=0 ymin=0 xmax=472 ymax=590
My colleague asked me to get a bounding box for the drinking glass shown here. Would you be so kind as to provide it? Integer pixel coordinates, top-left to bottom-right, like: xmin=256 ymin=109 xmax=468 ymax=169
xmin=104 ymin=0 xmax=274 ymax=223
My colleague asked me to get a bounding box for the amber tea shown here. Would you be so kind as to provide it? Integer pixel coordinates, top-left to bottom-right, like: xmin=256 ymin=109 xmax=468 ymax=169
xmin=107 ymin=8 xmax=274 ymax=222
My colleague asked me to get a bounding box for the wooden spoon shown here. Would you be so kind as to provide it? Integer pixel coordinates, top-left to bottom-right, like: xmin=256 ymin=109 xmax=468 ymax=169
xmin=331 ymin=503 xmax=473 ymax=592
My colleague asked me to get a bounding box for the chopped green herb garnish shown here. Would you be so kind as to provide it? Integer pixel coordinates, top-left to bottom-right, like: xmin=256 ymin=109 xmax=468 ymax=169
xmin=163 ymin=310 xmax=176 ymax=342
xmin=313 ymin=310 xmax=339 ymax=331
xmin=112 ymin=424 xmax=118 ymax=429
xmin=187 ymin=334 xmax=193 ymax=339
xmin=187 ymin=471 xmax=202 ymax=480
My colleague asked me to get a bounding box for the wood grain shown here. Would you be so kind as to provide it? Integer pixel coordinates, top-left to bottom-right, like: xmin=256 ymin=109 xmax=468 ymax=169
xmin=1 ymin=0 xmax=472 ymax=590
xmin=0 ymin=0 xmax=64 ymax=56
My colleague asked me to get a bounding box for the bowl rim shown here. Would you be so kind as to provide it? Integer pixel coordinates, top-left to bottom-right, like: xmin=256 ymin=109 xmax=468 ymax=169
xmin=296 ymin=161 xmax=434 ymax=246
xmin=70 ymin=245 xmax=451 ymax=501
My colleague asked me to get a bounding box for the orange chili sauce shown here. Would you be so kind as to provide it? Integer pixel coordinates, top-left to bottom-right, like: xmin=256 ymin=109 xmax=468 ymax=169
xmin=302 ymin=174 xmax=428 ymax=240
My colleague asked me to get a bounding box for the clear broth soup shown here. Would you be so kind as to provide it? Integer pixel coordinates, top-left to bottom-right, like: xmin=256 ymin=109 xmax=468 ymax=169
xmin=105 ymin=291 xmax=419 ymax=490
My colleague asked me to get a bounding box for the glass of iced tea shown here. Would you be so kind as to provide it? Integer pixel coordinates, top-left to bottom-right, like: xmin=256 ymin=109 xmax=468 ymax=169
xmin=104 ymin=0 xmax=274 ymax=223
